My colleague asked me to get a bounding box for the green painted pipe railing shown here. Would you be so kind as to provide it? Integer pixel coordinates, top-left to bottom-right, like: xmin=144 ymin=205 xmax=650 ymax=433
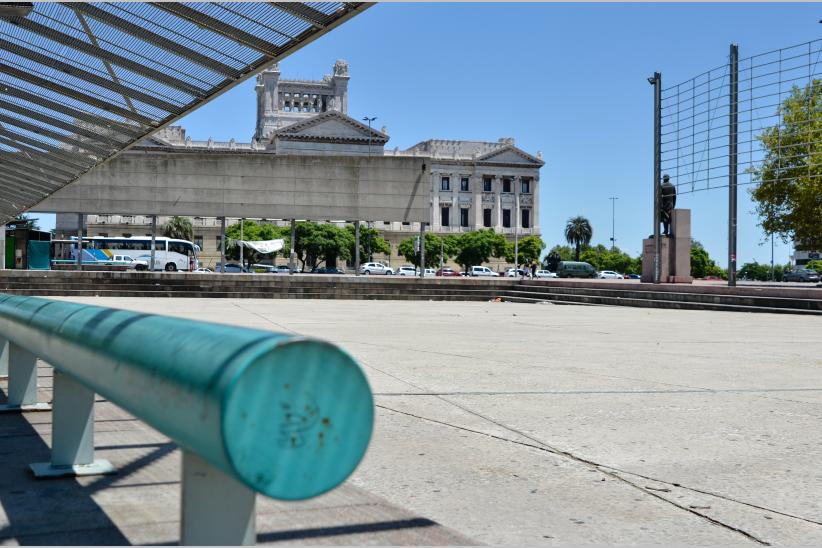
xmin=0 ymin=293 xmax=374 ymax=544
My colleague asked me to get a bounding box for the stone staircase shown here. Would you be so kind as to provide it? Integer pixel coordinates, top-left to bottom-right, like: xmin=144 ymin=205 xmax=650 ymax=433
xmin=1 ymin=271 xmax=820 ymax=315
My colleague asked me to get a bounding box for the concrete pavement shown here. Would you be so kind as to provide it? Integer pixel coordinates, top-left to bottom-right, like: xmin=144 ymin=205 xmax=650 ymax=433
xmin=4 ymin=297 xmax=822 ymax=544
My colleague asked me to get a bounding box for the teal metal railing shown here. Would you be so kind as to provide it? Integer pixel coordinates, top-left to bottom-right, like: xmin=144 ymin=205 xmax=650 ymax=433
xmin=0 ymin=294 xmax=374 ymax=545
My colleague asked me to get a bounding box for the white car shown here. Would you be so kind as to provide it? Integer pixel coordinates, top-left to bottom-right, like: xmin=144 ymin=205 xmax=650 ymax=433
xmin=359 ymin=262 xmax=394 ymax=275
xmin=470 ymin=266 xmax=499 ymax=277
xmin=424 ymin=268 xmax=436 ymax=277
xmin=598 ymin=270 xmax=623 ymax=279
xmin=535 ymin=270 xmax=557 ymax=278
xmin=505 ymin=268 xmax=528 ymax=277
xmin=397 ymin=265 xmax=418 ymax=276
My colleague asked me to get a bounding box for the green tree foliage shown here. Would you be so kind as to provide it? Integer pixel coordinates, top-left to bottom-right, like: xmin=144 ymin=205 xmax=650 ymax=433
xmin=294 ymin=223 xmax=354 ymax=270
xmin=225 ymin=220 xmax=289 ymax=266
xmin=453 ymin=229 xmax=507 ymax=272
xmin=397 ymin=233 xmax=457 ymax=269
xmin=564 ymin=216 xmax=593 ymax=261
xmin=751 ymin=79 xmax=822 ymax=250
xmin=162 ymin=216 xmax=193 ymax=242
xmin=504 ymin=236 xmax=546 ymax=265
xmin=577 ymin=244 xmax=641 ymax=274
xmin=6 ymin=213 xmax=40 ymax=230
xmin=737 ymin=261 xmax=791 ymax=281
xmin=690 ymin=241 xmax=726 ymax=279
xmin=345 ymin=225 xmax=390 ymax=263
xmin=806 ymin=259 xmax=822 ymax=271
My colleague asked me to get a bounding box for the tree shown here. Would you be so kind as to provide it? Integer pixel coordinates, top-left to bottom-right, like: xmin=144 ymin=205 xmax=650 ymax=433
xmin=690 ymin=241 xmax=726 ymax=279
xmin=397 ymin=233 xmax=457 ymax=269
xmin=564 ymin=216 xmax=593 ymax=261
xmin=225 ymin=220 xmax=288 ymax=266
xmin=6 ymin=213 xmax=39 ymax=230
xmin=453 ymin=229 xmax=507 ymax=272
xmin=162 ymin=216 xmax=193 ymax=241
xmin=345 ymin=224 xmax=390 ymax=263
xmin=751 ymin=79 xmax=822 ymax=250
xmin=296 ymin=223 xmax=354 ymax=270
xmin=504 ymin=236 xmax=545 ymax=265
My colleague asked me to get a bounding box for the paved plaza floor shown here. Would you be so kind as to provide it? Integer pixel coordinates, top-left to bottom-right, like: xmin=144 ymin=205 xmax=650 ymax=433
xmin=3 ymin=297 xmax=822 ymax=545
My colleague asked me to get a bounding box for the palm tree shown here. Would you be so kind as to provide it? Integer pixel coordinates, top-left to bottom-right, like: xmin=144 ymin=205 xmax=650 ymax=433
xmin=565 ymin=216 xmax=593 ymax=261
xmin=162 ymin=216 xmax=193 ymax=241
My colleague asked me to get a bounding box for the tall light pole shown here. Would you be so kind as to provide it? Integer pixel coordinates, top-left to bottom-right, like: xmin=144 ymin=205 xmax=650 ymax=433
xmin=362 ymin=116 xmax=377 ymax=156
xmin=609 ymin=196 xmax=618 ymax=250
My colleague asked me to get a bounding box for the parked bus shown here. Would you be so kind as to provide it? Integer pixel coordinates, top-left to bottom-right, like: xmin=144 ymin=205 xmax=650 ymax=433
xmin=68 ymin=236 xmax=200 ymax=271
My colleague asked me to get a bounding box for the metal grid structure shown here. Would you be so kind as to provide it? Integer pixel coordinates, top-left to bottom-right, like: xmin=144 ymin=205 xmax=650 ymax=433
xmin=0 ymin=1 xmax=370 ymax=222
xmin=651 ymin=38 xmax=822 ymax=284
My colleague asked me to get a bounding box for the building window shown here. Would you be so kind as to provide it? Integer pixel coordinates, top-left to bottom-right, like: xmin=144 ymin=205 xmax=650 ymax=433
xmin=521 ymin=209 xmax=531 ymax=229
xmin=483 ymin=209 xmax=492 ymax=228
xmin=122 ymin=233 xmax=132 ymax=238
xmin=194 ymin=235 xmax=203 ymax=249
xmin=460 ymin=208 xmax=469 ymax=227
xmin=502 ymin=178 xmax=512 ymax=193
xmin=441 ymin=206 xmax=450 ymax=227
xmin=402 ymin=221 xmax=410 ymax=226
xmin=441 ymin=176 xmax=450 ymax=191
xmin=502 ymin=209 xmax=511 ymax=228
xmin=98 ymin=233 xmax=108 ymax=237
xmin=460 ymin=177 xmax=470 ymax=191
xmin=483 ymin=177 xmax=492 ymax=192
xmin=383 ymin=221 xmax=391 ymax=226
xmin=521 ymin=178 xmax=531 ymax=194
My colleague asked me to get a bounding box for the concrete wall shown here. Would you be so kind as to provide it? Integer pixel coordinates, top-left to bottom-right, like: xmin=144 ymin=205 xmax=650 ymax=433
xmin=32 ymin=151 xmax=429 ymax=223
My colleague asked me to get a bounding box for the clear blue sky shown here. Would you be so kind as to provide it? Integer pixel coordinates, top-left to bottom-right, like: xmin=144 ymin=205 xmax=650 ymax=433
xmin=37 ymin=2 xmax=822 ymax=265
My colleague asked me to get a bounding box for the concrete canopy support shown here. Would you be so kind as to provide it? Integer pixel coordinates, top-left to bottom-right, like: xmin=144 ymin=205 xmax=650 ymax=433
xmin=419 ymin=222 xmax=425 ymax=279
xmin=0 ymin=342 xmax=50 ymax=413
xmin=0 ymin=225 xmax=5 ymax=270
xmin=181 ymin=450 xmax=256 ymax=546
xmin=30 ymin=370 xmax=115 ymax=477
xmin=76 ymin=213 xmax=84 ymax=271
xmin=289 ymin=219 xmax=296 ymax=274
xmin=354 ymin=220 xmax=361 ymax=275
xmin=150 ymin=215 xmax=157 ymax=272
xmin=0 ymin=336 xmax=7 ymax=378
xmin=220 ymin=216 xmax=226 ymax=273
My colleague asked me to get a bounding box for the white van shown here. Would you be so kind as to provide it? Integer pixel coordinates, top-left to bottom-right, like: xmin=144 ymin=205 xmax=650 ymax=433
xmin=470 ymin=266 xmax=499 ymax=277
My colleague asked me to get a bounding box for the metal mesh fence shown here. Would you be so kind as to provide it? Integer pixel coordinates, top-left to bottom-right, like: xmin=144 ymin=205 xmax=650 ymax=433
xmin=660 ymin=38 xmax=822 ymax=196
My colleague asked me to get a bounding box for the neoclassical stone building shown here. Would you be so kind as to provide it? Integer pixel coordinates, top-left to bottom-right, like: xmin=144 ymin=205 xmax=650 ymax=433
xmin=68 ymin=61 xmax=544 ymax=269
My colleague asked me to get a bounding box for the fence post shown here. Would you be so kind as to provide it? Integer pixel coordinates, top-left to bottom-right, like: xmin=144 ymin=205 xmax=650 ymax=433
xmin=0 ymin=336 xmax=7 ymax=378
xmin=181 ymin=450 xmax=256 ymax=545
xmin=728 ymin=43 xmax=739 ymax=287
xmin=0 ymin=342 xmax=50 ymax=412
xmin=30 ymin=369 xmax=115 ymax=477
xmin=650 ymin=72 xmax=662 ymax=284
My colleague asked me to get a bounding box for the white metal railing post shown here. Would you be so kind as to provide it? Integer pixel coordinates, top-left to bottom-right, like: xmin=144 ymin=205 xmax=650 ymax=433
xmin=0 ymin=342 xmax=50 ymax=412
xmin=0 ymin=336 xmax=7 ymax=377
xmin=30 ymin=370 xmax=115 ymax=477
xmin=181 ymin=450 xmax=256 ymax=545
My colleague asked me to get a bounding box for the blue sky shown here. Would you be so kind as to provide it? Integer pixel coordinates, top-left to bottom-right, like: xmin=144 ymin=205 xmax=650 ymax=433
xmin=37 ymin=2 xmax=822 ymax=265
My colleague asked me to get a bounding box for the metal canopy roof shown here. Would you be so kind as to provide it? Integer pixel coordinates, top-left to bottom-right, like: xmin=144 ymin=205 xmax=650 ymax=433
xmin=0 ymin=1 xmax=370 ymax=222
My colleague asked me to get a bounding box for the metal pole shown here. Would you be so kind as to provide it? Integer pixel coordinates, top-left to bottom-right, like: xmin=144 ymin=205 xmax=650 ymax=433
xmin=728 ymin=43 xmax=739 ymax=287
xmin=770 ymin=232 xmax=774 ymax=281
xmin=0 ymin=224 xmax=5 ymax=270
xmin=609 ymin=197 xmax=618 ymax=250
xmin=239 ymin=218 xmax=244 ymax=270
xmin=76 ymin=213 xmax=84 ymax=271
xmin=650 ymin=72 xmax=662 ymax=284
xmin=150 ymin=215 xmax=156 ymax=272
xmin=440 ymin=238 xmax=444 ymax=271
xmin=289 ymin=219 xmax=296 ymax=274
xmin=219 ymin=216 xmax=226 ymax=273
xmin=354 ymin=220 xmax=360 ymax=276
xmin=418 ymin=222 xmax=425 ymax=279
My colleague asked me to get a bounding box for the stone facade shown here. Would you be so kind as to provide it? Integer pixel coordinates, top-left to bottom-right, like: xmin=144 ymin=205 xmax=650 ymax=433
xmin=63 ymin=61 xmax=544 ymax=270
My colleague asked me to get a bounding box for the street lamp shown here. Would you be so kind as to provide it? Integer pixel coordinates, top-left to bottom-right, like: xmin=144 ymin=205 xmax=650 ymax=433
xmin=362 ymin=116 xmax=377 ymax=155
xmin=609 ymin=196 xmax=618 ymax=250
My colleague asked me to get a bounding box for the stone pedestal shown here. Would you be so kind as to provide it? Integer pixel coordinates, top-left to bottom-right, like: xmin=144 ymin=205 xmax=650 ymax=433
xmin=641 ymin=209 xmax=693 ymax=284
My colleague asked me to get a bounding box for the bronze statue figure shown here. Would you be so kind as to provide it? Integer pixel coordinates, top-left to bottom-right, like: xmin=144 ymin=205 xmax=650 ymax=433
xmin=660 ymin=174 xmax=676 ymax=236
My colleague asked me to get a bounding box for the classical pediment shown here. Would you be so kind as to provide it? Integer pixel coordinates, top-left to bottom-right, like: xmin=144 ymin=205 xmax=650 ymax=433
xmin=273 ymin=111 xmax=389 ymax=144
xmin=476 ymin=145 xmax=544 ymax=166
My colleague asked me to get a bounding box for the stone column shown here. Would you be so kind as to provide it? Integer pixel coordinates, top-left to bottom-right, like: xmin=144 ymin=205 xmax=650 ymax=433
xmin=474 ymin=180 xmax=483 ymax=228
xmin=431 ymin=173 xmax=440 ymax=230
xmin=531 ymin=175 xmax=539 ymax=235
xmin=494 ymin=176 xmax=502 ymax=230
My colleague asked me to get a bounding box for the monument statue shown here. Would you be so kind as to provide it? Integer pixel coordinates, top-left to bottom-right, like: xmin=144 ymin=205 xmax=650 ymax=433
xmin=660 ymin=174 xmax=677 ymax=236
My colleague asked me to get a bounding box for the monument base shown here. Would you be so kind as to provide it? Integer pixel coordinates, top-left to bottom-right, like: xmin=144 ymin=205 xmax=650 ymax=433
xmin=641 ymin=209 xmax=693 ymax=284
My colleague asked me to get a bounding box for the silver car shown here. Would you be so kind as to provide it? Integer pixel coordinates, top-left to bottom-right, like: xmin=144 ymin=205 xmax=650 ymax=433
xmin=359 ymin=262 xmax=394 ymax=275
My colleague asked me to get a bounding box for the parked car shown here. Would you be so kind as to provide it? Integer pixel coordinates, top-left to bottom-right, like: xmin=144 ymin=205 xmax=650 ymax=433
xmin=470 ymin=266 xmax=499 ymax=277
xmin=311 ymin=266 xmax=346 ymax=274
xmin=213 ymin=262 xmax=249 ymax=273
xmin=251 ymin=264 xmax=278 ymax=273
xmin=624 ymin=273 xmax=641 ymax=280
xmin=535 ymin=270 xmax=557 ymax=278
xmin=598 ymin=270 xmax=623 ymax=279
xmin=557 ymin=261 xmax=596 ymax=278
xmin=783 ymin=268 xmax=820 ymax=282
xmin=436 ymin=267 xmax=461 ymax=277
xmin=274 ymin=265 xmax=293 ymax=274
xmin=505 ymin=268 xmax=528 ymax=277
xmin=397 ymin=265 xmax=418 ymax=276
xmin=359 ymin=262 xmax=394 ymax=275
xmin=192 ymin=267 xmax=212 ymax=273
xmin=424 ymin=268 xmax=436 ymax=277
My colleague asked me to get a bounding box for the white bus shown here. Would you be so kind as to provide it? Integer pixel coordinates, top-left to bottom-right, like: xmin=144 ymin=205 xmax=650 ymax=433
xmin=71 ymin=236 xmax=200 ymax=271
